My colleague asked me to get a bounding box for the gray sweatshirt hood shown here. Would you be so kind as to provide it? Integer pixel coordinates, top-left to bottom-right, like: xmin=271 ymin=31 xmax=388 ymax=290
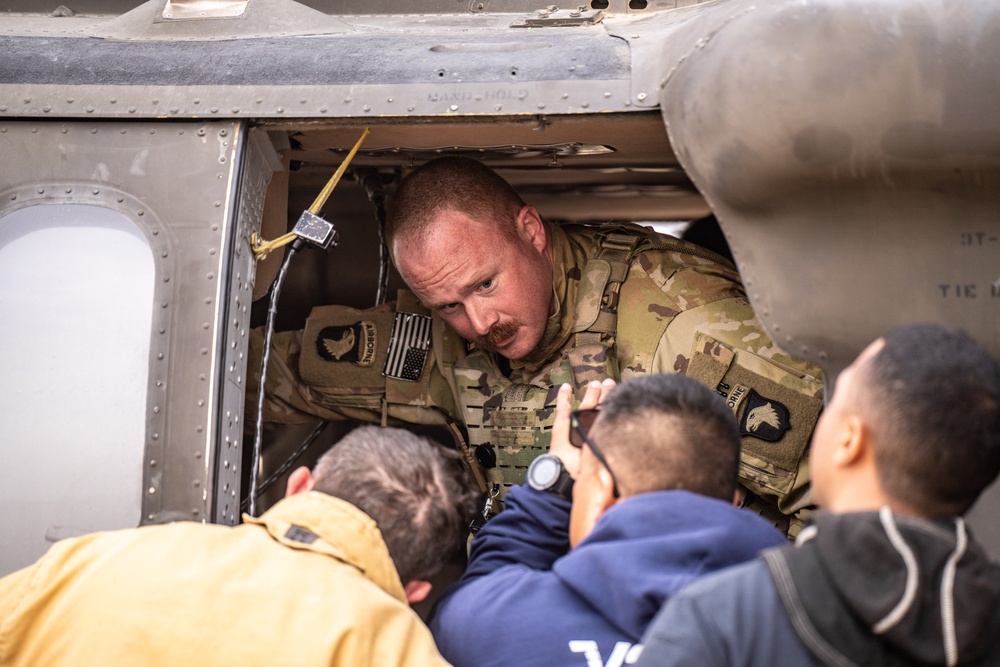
xmin=763 ymin=508 xmax=1000 ymax=667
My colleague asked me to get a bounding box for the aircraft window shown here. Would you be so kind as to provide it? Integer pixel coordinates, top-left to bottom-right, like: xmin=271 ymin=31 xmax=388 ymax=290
xmin=0 ymin=203 xmax=153 ymax=576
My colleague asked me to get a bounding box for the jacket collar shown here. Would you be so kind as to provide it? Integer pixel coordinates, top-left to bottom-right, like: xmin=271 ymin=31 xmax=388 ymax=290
xmin=244 ymin=492 xmax=406 ymax=602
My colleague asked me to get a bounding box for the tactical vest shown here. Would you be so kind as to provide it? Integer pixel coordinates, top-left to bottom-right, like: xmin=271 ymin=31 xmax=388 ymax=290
xmin=288 ymin=221 xmax=817 ymax=533
xmin=448 ymin=225 xmax=709 ymax=494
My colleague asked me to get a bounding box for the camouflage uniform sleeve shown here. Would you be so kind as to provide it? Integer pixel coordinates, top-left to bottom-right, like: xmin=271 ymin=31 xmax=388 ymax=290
xmin=244 ymin=298 xmax=460 ymax=429
xmin=616 ymin=248 xmax=824 ymax=538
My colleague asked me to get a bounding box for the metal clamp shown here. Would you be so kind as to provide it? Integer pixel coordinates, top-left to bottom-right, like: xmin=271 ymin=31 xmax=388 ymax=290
xmin=511 ymin=6 xmax=605 ymax=28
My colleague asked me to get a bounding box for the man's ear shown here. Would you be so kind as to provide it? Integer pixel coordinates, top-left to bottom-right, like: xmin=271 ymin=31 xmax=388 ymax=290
xmin=836 ymin=416 xmax=869 ymax=468
xmin=516 ymin=205 xmax=547 ymax=252
xmin=404 ymin=580 xmax=433 ymax=604
xmin=596 ymin=468 xmax=618 ymax=512
xmin=285 ymin=466 xmax=315 ymax=498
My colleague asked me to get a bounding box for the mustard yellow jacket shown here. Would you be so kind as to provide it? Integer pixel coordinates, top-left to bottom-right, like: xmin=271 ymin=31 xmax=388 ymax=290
xmin=0 ymin=492 xmax=451 ymax=666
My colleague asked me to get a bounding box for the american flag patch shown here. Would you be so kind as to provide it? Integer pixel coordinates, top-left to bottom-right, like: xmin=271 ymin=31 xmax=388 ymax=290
xmin=383 ymin=311 xmax=432 ymax=381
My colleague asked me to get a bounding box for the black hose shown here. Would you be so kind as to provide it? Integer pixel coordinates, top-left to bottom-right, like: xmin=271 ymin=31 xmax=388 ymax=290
xmin=357 ymin=168 xmax=390 ymax=306
xmin=248 ymin=238 xmax=303 ymax=517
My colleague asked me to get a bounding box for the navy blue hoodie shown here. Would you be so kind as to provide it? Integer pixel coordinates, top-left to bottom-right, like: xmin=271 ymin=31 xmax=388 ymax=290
xmin=429 ymin=485 xmax=784 ymax=667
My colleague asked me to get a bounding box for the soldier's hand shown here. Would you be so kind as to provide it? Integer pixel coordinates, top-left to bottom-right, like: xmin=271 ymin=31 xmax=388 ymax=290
xmin=549 ymin=380 xmax=616 ymax=478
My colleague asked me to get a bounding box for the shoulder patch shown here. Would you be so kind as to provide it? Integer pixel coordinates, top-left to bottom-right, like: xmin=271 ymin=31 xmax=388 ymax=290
xmin=740 ymin=389 xmax=791 ymax=442
xmin=316 ymin=322 xmax=377 ymax=366
xmin=383 ymin=311 xmax=432 ymax=381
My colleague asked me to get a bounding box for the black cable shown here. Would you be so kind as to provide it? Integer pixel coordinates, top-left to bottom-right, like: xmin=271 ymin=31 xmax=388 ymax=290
xmin=248 ymin=237 xmax=304 ymax=517
xmin=357 ymin=169 xmax=389 ymax=306
xmin=241 ymin=419 xmax=330 ymax=512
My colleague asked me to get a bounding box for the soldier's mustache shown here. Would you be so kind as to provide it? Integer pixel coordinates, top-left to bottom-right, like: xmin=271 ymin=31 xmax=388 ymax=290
xmin=476 ymin=320 xmax=520 ymax=350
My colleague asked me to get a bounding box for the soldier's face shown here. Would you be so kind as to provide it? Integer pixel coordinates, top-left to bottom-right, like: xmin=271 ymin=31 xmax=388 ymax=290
xmin=394 ymin=206 xmax=554 ymax=360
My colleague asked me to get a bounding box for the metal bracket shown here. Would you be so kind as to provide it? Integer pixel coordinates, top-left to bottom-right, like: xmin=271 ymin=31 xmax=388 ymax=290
xmin=511 ymin=6 xmax=605 ymax=28
xmin=292 ymin=210 xmax=338 ymax=249
xmin=161 ymin=0 xmax=248 ymax=20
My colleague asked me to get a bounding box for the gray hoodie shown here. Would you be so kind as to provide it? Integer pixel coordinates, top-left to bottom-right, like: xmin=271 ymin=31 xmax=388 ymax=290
xmin=766 ymin=508 xmax=1000 ymax=666
xmin=637 ymin=508 xmax=1000 ymax=667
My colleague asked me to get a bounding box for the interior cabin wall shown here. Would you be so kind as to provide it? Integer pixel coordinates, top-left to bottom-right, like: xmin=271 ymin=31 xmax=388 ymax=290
xmin=243 ymin=113 xmax=706 ymax=519
xmin=250 ymin=174 xmax=406 ymax=333
xmin=249 ymin=113 xmax=705 ymax=332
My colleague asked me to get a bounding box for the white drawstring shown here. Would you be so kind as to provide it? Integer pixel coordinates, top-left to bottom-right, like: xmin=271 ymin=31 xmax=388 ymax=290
xmin=795 ymin=523 xmax=818 ymax=546
xmin=940 ymin=517 xmax=967 ymax=667
xmin=873 ymin=506 xmax=920 ymax=635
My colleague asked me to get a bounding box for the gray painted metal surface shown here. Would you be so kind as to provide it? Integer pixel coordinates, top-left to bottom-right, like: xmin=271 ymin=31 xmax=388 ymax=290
xmin=0 ymin=0 xmax=674 ymax=118
xmin=658 ymin=0 xmax=1000 ymax=556
xmin=0 ymin=121 xmax=262 ymax=576
xmin=657 ymin=0 xmax=1000 ymax=381
xmin=215 ymin=127 xmax=275 ymax=524
xmin=0 ymin=31 xmax=630 ymax=116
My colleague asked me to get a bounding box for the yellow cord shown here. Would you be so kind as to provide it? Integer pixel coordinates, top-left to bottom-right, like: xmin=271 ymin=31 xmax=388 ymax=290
xmin=252 ymin=127 xmax=371 ymax=260
xmin=309 ymin=127 xmax=371 ymax=215
xmin=250 ymin=231 xmax=298 ymax=258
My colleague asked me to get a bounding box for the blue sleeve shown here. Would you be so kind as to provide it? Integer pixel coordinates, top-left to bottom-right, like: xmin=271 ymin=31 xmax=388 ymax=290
xmin=461 ymin=485 xmax=571 ymax=580
xmin=428 ymin=486 xmax=570 ymax=665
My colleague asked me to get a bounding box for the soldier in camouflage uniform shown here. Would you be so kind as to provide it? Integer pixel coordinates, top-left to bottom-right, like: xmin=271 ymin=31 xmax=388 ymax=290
xmin=249 ymin=157 xmax=824 ymax=536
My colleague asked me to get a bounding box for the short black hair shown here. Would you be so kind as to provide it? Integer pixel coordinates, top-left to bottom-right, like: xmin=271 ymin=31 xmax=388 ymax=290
xmin=594 ymin=373 xmax=741 ymax=501
xmin=857 ymin=324 xmax=1000 ymax=517
xmin=311 ymin=426 xmax=479 ymax=583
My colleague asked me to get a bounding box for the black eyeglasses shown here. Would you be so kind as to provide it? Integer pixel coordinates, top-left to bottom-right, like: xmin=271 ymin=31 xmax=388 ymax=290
xmin=569 ymin=408 xmax=621 ymax=498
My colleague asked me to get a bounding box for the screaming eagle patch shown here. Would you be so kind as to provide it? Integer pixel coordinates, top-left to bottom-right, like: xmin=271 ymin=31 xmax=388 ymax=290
xmin=316 ymin=322 xmax=377 ymax=367
xmin=739 ymin=389 xmax=791 ymax=442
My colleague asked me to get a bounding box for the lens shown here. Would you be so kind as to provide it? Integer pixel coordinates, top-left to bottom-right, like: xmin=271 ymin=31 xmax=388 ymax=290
xmin=569 ymin=408 xmax=600 ymax=448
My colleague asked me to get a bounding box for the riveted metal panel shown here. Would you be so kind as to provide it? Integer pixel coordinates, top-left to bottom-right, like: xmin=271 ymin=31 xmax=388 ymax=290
xmin=211 ymin=128 xmax=276 ymax=524
xmin=0 ymin=0 xmax=680 ymax=16
xmin=606 ymin=0 xmax=727 ymax=109
xmin=0 ymin=19 xmax=635 ymax=118
xmin=0 ymin=120 xmax=245 ymax=526
xmin=0 ymin=80 xmax=636 ymax=119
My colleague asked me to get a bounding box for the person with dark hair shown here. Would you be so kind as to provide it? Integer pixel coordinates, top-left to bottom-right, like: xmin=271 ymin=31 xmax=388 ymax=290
xmin=636 ymin=323 xmax=1000 ymax=667
xmin=252 ymin=156 xmax=825 ymax=537
xmin=428 ymin=374 xmax=785 ymax=667
xmin=0 ymin=426 xmax=479 ymax=666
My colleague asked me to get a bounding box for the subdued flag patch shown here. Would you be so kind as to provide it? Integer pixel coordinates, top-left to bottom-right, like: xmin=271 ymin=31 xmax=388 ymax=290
xmin=383 ymin=311 xmax=432 ymax=381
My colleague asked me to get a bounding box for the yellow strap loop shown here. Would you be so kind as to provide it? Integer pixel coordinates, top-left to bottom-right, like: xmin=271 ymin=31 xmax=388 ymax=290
xmin=250 ymin=231 xmax=298 ymax=258
xmin=251 ymin=127 xmax=371 ymax=259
